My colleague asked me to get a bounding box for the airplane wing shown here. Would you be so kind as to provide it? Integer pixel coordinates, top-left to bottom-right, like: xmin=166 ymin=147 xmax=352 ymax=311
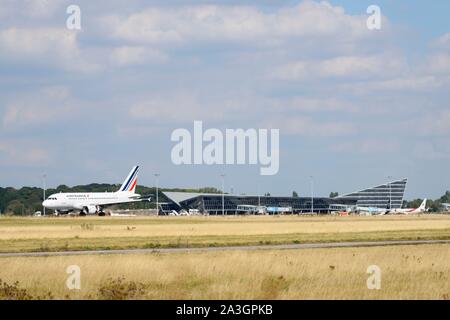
xmin=93 ymin=196 xmax=152 ymax=207
xmin=122 ymin=194 xmax=153 ymax=201
xmin=138 ymin=194 xmax=153 ymax=201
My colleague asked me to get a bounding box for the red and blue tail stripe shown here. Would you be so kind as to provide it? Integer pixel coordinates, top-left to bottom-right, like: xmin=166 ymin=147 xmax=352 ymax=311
xmin=119 ymin=166 xmax=139 ymax=192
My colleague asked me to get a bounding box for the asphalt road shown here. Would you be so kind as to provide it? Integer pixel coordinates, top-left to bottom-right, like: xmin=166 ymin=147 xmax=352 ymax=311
xmin=0 ymin=239 xmax=450 ymax=258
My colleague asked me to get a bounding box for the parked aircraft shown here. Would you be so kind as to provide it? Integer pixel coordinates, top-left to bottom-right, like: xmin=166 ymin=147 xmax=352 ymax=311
xmin=354 ymin=206 xmax=388 ymax=216
xmin=387 ymin=199 xmax=427 ymax=214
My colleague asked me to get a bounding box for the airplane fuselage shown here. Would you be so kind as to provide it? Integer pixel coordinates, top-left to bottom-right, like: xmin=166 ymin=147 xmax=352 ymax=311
xmin=388 ymin=208 xmax=417 ymax=214
xmin=43 ymin=191 xmax=142 ymax=214
xmin=354 ymin=206 xmax=387 ymax=215
xmin=387 ymin=199 xmax=427 ymax=215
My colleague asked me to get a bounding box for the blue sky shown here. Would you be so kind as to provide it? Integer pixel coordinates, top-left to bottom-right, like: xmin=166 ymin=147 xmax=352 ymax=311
xmin=0 ymin=0 xmax=449 ymax=199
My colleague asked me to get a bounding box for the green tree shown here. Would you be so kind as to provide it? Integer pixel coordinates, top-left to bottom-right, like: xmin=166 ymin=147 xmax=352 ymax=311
xmin=329 ymin=192 xmax=339 ymax=198
xmin=6 ymin=200 xmax=26 ymax=215
xmin=439 ymin=191 xmax=450 ymax=203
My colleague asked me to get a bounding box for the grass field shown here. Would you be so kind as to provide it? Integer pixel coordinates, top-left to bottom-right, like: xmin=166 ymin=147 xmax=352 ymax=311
xmin=1 ymin=215 xmax=449 ymax=299
xmin=0 ymin=244 xmax=449 ymax=299
xmin=0 ymin=215 xmax=449 ymax=253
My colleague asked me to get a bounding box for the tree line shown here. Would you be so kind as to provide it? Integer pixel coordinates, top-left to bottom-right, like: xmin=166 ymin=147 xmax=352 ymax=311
xmin=0 ymin=185 xmax=221 ymax=215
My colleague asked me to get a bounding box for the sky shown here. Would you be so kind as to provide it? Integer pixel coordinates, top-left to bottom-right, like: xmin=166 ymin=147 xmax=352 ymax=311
xmin=0 ymin=0 xmax=449 ymax=199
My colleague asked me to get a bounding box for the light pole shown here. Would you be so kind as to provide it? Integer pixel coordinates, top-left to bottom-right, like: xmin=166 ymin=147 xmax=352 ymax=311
xmin=220 ymin=174 xmax=225 ymax=215
xmin=257 ymin=184 xmax=261 ymax=207
xmin=309 ymin=176 xmax=314 ymax=215
xmin=154 ymin=173 xmax=160 ymax=215
xmin=387 ymin=176 xmax=393 ymax=209
xmin=42 ymin=173 xmax=47 ymax=216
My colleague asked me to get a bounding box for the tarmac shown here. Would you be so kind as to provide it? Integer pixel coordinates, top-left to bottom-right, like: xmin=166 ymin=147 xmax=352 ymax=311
xmin=1 ymin=239 xmax=449 ymax=258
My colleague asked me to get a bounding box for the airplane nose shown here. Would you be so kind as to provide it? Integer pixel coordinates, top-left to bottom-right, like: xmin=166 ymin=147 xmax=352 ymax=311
xmin=42 ymin=200 xmax=49 ymax=207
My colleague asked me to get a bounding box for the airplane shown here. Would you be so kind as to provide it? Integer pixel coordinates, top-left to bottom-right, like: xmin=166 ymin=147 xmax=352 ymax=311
xmin=443 ymin=203 xmax=450 ymax=211
xmin=42 ymin=166 xmax=150 ymax=216
xmin=354 ymin=206 xmax=388 ymax=216
xmin=387 ymin=199 xmax=427 ymax=215
xmin=179 ymin=209 xmax=190 ymax=216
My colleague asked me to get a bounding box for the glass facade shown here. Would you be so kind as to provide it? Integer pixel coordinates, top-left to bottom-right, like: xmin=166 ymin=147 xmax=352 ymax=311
xmin=162 ymin=193 xmax=331 ymax=214
xmin=192 ymin=195 xmax=331 ymax=214
xmin=334 ymin=179 xmax=407 ymax=209
xmin=162 ymin=178 xmax=408 ymax=214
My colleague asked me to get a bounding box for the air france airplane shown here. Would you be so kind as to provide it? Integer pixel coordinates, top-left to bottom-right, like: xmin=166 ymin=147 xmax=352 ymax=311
xmin=42 ymin=166 xmax=148 ymax=216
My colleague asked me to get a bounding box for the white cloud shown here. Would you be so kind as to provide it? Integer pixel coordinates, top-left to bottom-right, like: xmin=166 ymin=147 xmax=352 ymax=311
xmin=110 ymin=46 xmax=168 ymax=66
xmin=428 ymin=53 xmax=450 ymax=74
xmin=23 ymin=0 xmax=63 ymax=18
xmin=272 ymin=61 xmax=309 ymax=80
xmin=100 ymin=1 xmax=371 ymax=46
xmin=0 ymin=0 xmax=64 ymax=20
xmin=0 ymin=27 xmax=100 ymax=73
xmin=129 ymin=93 xmax=219 ymax=123
xmin=271 ymin=96 xmax=359 ymax=113
xmin=318 ymin=55 xmax=402 ymax=77
xmin=343 ymin=75 xmax=448 ymax=94
xmin=264 ymin=116 xmax=355 ymax=137
xmin=433 ymin=33 xmax=450 ymax=50
xmin=273 ymin=54 xmax=405 ymax=80
xmin=2 ymin=86 xmax=78 ymax=129
xmin=0 ymin=27 xmax=75 ymax=55
xmin=128 ymin=92 xmax=256 ymax=124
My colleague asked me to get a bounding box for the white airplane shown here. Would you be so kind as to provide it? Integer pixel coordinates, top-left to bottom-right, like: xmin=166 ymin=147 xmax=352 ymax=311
xmin=42 ymin=166 xmax=149 ymax=216
xmin=387 ymin=199 xmax=427 ymax=215
xmin=179 ymin=209 xmax=190 ymax=216
xmin=354 ymin=206 xmax=388 ymax=216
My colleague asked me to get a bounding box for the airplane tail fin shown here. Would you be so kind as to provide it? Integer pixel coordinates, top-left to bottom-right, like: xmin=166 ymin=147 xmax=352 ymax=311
xmin=118 ymin=166 xmax=139 ymax=193
xmin=419 ymin=199 xmax=427 ymax=211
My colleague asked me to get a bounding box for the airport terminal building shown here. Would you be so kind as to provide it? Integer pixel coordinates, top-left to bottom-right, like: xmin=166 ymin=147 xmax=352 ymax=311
xmin=162 ymin=179 xmax=408 ymax=215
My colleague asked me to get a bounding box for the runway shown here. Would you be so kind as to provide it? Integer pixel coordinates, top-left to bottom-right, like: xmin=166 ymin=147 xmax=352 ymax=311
xmin=1 ymin=239 xmax=449 ymax=258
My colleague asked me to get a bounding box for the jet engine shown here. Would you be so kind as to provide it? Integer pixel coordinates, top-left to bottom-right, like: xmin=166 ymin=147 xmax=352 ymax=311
xmin=83 ymin=206 xmax=98 ymax=214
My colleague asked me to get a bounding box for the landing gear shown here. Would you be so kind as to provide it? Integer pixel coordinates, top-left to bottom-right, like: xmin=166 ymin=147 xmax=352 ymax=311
xmin=54 ymin=210 xmax=70 ymax=216
xmin=96 ymin=205 xmax=106 ymax=216
xmin=79 ymin=208 xmax=87 ymax=216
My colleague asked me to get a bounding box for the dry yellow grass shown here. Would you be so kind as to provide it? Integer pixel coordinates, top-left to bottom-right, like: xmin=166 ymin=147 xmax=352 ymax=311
xmin=1 ymin=215 xmax=450 ymax=239
xmin=0 ymin=215 xmax=449 ymax=253
xmin=0 ymin=244 xmax=449 ymax=299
